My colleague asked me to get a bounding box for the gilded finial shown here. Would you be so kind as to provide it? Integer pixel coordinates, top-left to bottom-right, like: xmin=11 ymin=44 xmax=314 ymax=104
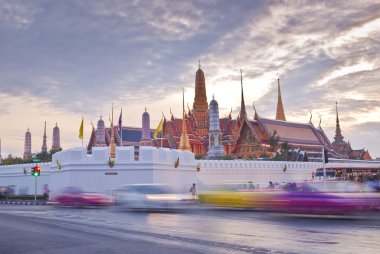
xmin=198 ymin=60 xmax=201 ymax=69
xmin=145 ymin=106 xmax=147 ymax=112
xmin=318 ymin=115 xmax=322 ymax=127
xmin=309 ymin=112 xmax=312 ymax=123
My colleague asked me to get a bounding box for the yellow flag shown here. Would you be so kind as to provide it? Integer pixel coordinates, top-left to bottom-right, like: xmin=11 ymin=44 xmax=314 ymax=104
xmin=79 ymin=117 xmax=84 ymax=140
xmin=153 ymin=118 xmax=163 ymax=139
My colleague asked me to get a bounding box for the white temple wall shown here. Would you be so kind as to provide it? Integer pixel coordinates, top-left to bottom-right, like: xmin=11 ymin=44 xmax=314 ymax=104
xmin=1 ymin=147 xmax=380 ymax=196
xmin=0 ymin=163 xmax=51 ymax=195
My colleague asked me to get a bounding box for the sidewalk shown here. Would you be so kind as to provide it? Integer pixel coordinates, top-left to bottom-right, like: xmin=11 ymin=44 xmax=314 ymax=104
xmin=0 ymin=200 xmax=48 ymax=205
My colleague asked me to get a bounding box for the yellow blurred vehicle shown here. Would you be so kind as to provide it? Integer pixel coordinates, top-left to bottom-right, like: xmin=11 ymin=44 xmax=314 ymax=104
xmin=198 ymin=184 xmax=281 ymax=209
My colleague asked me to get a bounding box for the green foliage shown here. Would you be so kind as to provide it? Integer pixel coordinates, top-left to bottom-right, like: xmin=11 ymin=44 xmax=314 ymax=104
xmin=268 ymin=130 xmax=280 ymax=152
xmin=1 ymin=151 xmax=56 ymax=166
xmin=220 ymin=155 xmax=234 ymax=160
xmin=2 ymin=154 xmax=25 ymax=165
xmin=195 ymin=154 xmax=204 ymax=160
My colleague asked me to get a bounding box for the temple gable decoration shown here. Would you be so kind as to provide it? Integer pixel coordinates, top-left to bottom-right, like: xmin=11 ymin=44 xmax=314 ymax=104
xmin=232 ymin=118 xmax=261 ymax=159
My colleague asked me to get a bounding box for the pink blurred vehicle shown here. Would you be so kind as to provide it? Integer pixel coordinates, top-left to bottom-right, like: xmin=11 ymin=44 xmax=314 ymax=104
xmin=53 ymin=186 xmax=112 ymax=207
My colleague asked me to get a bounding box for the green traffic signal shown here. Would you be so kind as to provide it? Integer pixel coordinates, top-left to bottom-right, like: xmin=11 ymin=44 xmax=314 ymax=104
xmin=31 ymin=165 xmax=41 ymax=176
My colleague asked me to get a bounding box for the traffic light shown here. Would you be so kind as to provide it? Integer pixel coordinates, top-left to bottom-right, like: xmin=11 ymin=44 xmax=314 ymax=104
xmin=31 ymin=165 xmax=41 ymax=176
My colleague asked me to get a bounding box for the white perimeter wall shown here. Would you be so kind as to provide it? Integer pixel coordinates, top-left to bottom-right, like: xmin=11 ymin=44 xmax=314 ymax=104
xmin=1 ymin=146 xmax=380 ymax=195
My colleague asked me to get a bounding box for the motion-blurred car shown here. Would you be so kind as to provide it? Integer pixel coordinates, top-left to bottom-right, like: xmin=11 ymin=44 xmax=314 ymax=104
xmin=198 ymin=184 xmax=281 ymax=209
xmin=114 ymin=184 xmax=187 ymax=210
xmin=268 ymin=183 xmax=380 ymax=214
xmin=52 ymin=186 xmax=112 ymax=207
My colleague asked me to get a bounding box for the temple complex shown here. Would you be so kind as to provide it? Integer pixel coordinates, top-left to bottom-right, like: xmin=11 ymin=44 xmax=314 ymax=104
xmin=87 ymin=64 xmax=372 ymax=161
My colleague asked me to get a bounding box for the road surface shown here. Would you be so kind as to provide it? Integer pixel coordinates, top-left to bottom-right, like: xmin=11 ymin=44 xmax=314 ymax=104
xmin=0 ymin=205 xmax=379 ymax=254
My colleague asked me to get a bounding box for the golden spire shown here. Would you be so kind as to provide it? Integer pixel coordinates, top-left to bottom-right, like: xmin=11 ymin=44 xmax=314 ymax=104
xmin=276 ymin=78 xmax=286 ymax=121
xmin=179 ymin=88 xmax=191 ymax=151
xmin=110 ymin=103 xmax=116 ymax=158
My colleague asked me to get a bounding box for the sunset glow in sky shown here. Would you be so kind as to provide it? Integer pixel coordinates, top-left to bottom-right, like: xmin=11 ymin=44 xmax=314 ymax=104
xmin=0 ymin=0 xmax=380 ymax=158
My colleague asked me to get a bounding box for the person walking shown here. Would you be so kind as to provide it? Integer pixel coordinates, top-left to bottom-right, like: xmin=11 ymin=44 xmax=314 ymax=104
xmin=190 ymin=183 xmax=197 ymax=199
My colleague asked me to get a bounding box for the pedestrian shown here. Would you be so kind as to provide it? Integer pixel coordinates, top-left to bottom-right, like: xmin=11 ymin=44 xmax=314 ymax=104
xmin=189 ymin=183 xmax=197 ymax=199
xmin=43 ymin=184 xmax=50 ymax=200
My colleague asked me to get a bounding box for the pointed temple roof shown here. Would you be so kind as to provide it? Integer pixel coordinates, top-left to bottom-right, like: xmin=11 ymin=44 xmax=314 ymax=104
xmin=179 ymin=89 xmax=191 ymax=151
xmin=276 ymin=79 xmax=286 ymax=121
xmin=41 ymin=121 xmax=47 ymax=153
xmin=253 ymin=103 xmax=259 ymax=120
xmin=334 ymin=101 xmax=345 ymax=144
xmin=240 ymin=69 xmax=247 ymax=121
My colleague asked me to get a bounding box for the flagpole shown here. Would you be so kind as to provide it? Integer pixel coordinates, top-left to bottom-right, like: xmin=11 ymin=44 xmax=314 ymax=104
xmin=322 ymin=146 xmax=326 ymax=181
xmin=161 ymin=116 xmax=163 ymax=148
xmin=120 ymin=108 xmax=123 ymax=147
xmin=82 ymin=115 xmax=84 ymax=147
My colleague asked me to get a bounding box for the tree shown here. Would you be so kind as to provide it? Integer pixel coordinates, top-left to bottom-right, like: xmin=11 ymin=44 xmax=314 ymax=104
xmin=268 ymin=130 xmax=280 ymax=152
xmin=2 ymin=154 xmax=25 ymax=165
xmin=280 ymin=142 xmax=290 ymax=161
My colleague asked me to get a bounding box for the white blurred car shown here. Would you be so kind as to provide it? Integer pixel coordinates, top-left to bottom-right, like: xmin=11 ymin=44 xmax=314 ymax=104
xmin=114 ymin=184 xmax=188 ymax=210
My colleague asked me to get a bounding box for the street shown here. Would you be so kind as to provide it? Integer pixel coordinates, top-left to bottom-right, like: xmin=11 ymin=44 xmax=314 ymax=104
xmin=0 ymin=205 xmax=379 ymax=254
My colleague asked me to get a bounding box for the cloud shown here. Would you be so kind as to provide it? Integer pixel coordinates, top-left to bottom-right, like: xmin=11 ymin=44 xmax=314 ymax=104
xmin=0 ymin=0 xmax=379 ymax=157
xmin=77 ymin=0 xmax=222 ymax=41
xmin=0 ymin=0 xmax=41 ymax=29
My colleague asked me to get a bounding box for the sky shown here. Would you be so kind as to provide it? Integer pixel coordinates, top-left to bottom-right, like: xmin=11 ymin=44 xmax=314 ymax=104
xmin=0 ymin=0 xmax=380 ymax=158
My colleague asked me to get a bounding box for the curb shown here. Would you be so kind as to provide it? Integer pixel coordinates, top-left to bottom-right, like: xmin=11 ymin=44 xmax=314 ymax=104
xmin=0 ymin=200 xmax=48 ymax=205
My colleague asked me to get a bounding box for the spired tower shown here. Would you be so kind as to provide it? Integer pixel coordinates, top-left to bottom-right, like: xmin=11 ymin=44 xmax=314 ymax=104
xmin=333 ymin=101 xmax=345 ymax=144
xmin=179 ymin=88 xmax=191 ymax=151
xmin=192 ymin=62 xmax=208 ymax=136
xmin=23 ymin=129 xmax=32 ymax=160
xmin=140 ymin=107 xmax=152 ymax=145
xmin=239 ymin=69 xmax=247 ymax=122
xmin=207 ymin=95 xmax=224 ymax=159
xmin=52 ymin=123 xmax=61 ymax=151
xmin=276 ymin=79 xmax=286 ymax=121
xmin=41 ymin=121 xmax=48 ymax=154
xmin=95 ymin=116 xmax=107 ymax=146
xmin=141 ymin=107 xmax=150 ymax=141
